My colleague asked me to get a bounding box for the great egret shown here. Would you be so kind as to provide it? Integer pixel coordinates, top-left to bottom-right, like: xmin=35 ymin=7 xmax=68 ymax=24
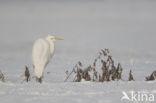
xmin=32 ymin=35 xmax=63 ymax=83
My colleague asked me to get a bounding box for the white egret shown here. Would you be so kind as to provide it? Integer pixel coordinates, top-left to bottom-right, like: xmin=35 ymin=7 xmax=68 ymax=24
xmin=32 ymin=35 xmax=63 ymax=83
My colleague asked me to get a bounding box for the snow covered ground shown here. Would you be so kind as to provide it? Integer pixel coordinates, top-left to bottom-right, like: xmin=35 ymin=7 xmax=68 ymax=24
xmin=0 ymin=0 xmax=156 ymax=103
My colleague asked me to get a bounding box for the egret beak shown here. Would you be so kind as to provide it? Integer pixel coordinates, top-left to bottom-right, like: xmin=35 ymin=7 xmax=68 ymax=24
xmin=54 ymin=37 xmax=64 ymax=40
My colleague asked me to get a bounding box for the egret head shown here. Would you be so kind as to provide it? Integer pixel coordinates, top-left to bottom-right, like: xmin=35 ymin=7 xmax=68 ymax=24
xmin=46 ymin=35 xmax=64 ymax=42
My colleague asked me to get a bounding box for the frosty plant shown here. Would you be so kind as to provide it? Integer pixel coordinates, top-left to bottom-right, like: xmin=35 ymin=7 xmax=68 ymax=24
xmin=21 ymin=66 xmax=30 ymax=83
xmin=129 ymin=70 xmax=134 ymax=81
xmin=0 ymin=70 xmax=5 ymax=82
xmin=145 ymin=71 xmax=156 ymax=81
xmin=65 ymin=49 xmax=124 ymax=82
xmin=25 ymin=66 xmax=30 ymax=82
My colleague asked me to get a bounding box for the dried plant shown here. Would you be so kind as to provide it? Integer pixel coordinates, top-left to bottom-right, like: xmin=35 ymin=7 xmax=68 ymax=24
xmin=101 ymin=60 xmax=108 ymax=81
xmin=75 ymin=71 xmax=81 ymax=82
xmin=116 ymin=63 xmax=122 ymax=80
xmin=145 ymin=71 xmax=156 ymax=81
xmin=75 ymin=66 xmax=92 ymax=82
xmin=25 ymin=66 xmax=30 ymax=82
xmin=64 ymin=61 xmax=82 ymax=82
xmin=85 ymin=72 xmax=91 ymax=81
xmin=65 ymin=49 xmax=124 ymax=82
xmin=107 ymin=56 xmax=114 ymax=65
xmin=128 ymin=70 xmax=134 ymax=81
xmin=93 ymin=68 xmax=98 ymax=81
xmin=0 ymin=70 xmax=5 ymax=82
xmin=99 ymin=74 xmax=104 ymax=82
xmin=106 ymin=70 xmax=110 ymax=81
xmin=101 ymin=49 xmax=107 ymax=56
xmin=93 ymin=59 xmax=97 ymax=67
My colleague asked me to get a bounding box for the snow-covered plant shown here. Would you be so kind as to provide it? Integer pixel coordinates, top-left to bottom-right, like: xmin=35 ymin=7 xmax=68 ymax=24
xmin=65 ymin=49 xmax=124 ymax=82
xmin=128 ymin=70 xmax=134 ymax=81
xmin=0 ymin=70 xmax=5 ymax=82
xmin=25 ymin=66 xmax=30 ymax=82
xmin=145 ymin=71 xmax=156 ymax=81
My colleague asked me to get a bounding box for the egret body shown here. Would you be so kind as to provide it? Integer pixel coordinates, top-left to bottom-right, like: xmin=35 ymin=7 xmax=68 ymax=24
xmin=32 ymin=35 xmax=63 ymax=83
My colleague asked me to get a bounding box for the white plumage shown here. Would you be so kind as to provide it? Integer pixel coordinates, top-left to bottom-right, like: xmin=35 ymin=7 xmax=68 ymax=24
xmin=32 ymin=35 xmax=63 ymax=83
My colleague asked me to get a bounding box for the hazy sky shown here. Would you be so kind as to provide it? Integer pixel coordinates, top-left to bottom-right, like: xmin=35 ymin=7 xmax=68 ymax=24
xmin=0 ymin=0 xmax=156 ymax=55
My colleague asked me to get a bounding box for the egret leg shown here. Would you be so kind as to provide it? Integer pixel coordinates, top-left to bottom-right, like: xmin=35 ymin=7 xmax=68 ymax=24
xmin=36 ymin=77 xmax=42 ymax=83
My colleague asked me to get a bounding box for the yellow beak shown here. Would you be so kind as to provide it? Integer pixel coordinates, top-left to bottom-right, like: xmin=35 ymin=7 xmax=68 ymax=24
xmin=54 ymin=37 xmax=64 ymax=40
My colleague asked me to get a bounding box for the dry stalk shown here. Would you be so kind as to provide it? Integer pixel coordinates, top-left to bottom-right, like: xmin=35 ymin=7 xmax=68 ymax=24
xmin=0 ymin=70 xmax=5 ymax=82
xmin=129 ymin=70 xmax=134 ymax=81
xmin=145 ymin=71 xmax=156 ymax=81
xmin=65 ymin=61 xmax=82 ymax=82
xmin=25 ymin=66 xmax=30 ymax=82
xmin=65 ymin=49 xmax=124 ymax=82
xmin=99 ymin=74 xmax=104 ymax=82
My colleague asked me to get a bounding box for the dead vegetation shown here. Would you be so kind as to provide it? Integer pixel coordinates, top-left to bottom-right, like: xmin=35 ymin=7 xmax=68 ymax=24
xmin=65 ymin=49 xmax=156 ymax=82
xmin=25 ymin=66 xmax=30 ymax=82
xmin=65 ymin=49 xmax=125 ymax=82
xmin=21 ymin=66 xmax=31 ymax=83
xmin=145 ymin=71 xmax=156 ymax=81
xmin=128 ymin=70 xmax=134 ymax=81
xmin=0 ymin=70 xmax=5 ymax=82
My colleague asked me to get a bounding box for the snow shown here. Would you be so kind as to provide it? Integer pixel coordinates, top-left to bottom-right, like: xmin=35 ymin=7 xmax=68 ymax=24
xmin=0 ymin=0 xmax=156 ymax=103
xmin=0 ymin=81 xmax=156 ymax=103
